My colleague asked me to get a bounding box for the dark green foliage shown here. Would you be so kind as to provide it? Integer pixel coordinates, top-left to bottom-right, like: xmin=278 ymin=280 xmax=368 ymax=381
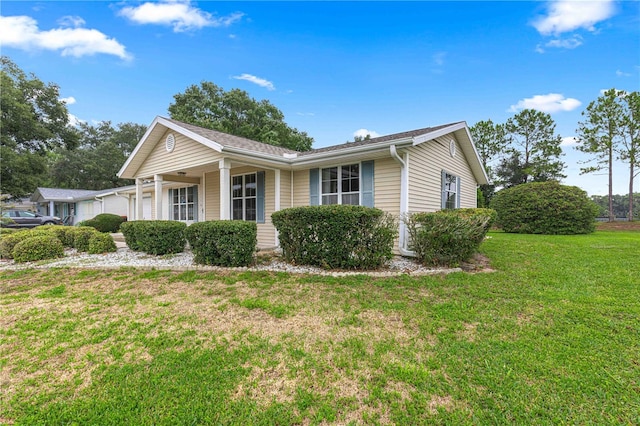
xmin=120 ymin=221 xmax=186 ymax=255
xmin=185 ymin=221 xmax=257 ymax=267
xmin=88 ymin=233 xmax=117 ymax=254
xmin=81 ymin=214 xmax=126 ymax=233
xmin=0 ymin=230 xmax=32 ymax=259
xmin=69 ymin=226 xmax=100 ymax=252
xmin=491 ymin=181 xmax=599 ymax=234
xmin=272 ymin=205 xmax=397 ymax=269
xmin=12 ymin=235 xmax=64 ymax=263
xmin=168 ymin=81 xmax=313 ymax=151
xmin=406 ymin=209 xmax=494 ymax=266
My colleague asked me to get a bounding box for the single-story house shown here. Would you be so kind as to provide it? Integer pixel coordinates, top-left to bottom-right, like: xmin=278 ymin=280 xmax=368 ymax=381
xmin=118 ymin=116 xmax=489 ymax=255
xmin=31 ymin=187 xmax=136 ymax=225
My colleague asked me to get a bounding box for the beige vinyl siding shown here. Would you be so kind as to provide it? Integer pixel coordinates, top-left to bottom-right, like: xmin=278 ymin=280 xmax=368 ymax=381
xmin=279 ymin=170 xmax=292 ymax=210
xmin=408 ymin=136 xmax=477 ymax=212
xmin=373 ymin=157 xmax=401 ymax=215
xmin=292 ymin=170 xmax=310 ymax=207
xmin=204 ymin=171 xmax=220 ymax=221
xmin=135 ymin=130 xmax=223 ymax=178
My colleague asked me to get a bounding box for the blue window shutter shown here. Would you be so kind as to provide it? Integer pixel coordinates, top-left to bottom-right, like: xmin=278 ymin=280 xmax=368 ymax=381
xmin=361 ymin=160 xmax=375 ymax=207
xmin=309 ymin=168 xmax=319 ymax=206
xmin=441 ymin=170 xmax=447 ymax=209
xmin=257 ymin=171 xmax=265 ymax=223
xmin=456 ymin=177 xmax=461 ymax=208
xmin=192 ymin=185 xmax=199 ymax=221
xmin=168 ymin=189 xmax=174 ymax=220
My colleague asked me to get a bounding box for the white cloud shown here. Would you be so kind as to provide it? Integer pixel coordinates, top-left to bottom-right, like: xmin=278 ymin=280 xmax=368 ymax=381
xmin=67 ymin=113 xmax=85 ymax=127
xmin=433 ymin=51 xmax=446 ymax=66
xmin=60 ymin=96 xmax=76 ymax=105
xmin=119 ymin=1 xmax=243 ymax=32
xmin=545 ymin=34 xmax=583 ymax=49
xmin=296 ymin=112 xmax=315 ymax=117
xmin=0 ymin=15 xmax=131 ymax=60
xmin=58 ymin=15 xmax=85 ymax=28
xmin=353 ymin=129 xmax=380 ymax=139
xmin=532 ymin=0 xmax=616 ymax=36
xmin=232 ymin=74 xmax=275 ymax=91
xmin=616 ymin=70 xmax=631 ymax=77
xmin=561 ymin=136 xmax=578 ymax=147
xmin=508 ymin=93 xmax=582 ymax=113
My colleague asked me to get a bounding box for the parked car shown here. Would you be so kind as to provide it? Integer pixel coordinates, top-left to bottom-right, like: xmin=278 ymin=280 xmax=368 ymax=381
xmin=0 ymin=210 xmax=64 ymax=228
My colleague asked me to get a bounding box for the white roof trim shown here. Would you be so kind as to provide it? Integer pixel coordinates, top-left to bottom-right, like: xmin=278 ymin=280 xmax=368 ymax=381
xmin=411 ymin=122 xmax=466 ymax=145
xmin=118 ymin=116 xmax=224 ymax=178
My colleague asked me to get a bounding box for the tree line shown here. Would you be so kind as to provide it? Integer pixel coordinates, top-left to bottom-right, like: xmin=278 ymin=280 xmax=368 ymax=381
xmin=470 ymin=89 xmax=639 ymax=222
xmin=1 ymin=56 xmax=313 ymax=200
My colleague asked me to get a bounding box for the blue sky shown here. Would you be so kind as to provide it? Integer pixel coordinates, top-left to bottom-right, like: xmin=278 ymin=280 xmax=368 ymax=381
xmin=1 ymin=0 xmax=638 ymax=196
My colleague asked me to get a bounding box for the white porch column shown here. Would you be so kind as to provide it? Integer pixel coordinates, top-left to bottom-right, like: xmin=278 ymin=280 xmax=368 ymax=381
xmin=135 ymin=178 xmax=144 ymax=220
xmin=48 ymin=200 xmax=55 ymax=216
xmin=154 ymin=174 xmax=163 ymax=220
xmin=219 ymin=158 xmax=231 ymax=220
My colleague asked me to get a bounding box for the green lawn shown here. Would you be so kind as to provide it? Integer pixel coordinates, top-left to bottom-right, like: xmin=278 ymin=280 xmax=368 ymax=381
xmin=1 ymin=230 xmax=639 ymax=425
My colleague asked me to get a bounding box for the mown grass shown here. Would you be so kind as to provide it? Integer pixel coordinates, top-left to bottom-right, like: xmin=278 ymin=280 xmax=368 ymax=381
xmin=1 ymin=230 xmax=639 ymax=425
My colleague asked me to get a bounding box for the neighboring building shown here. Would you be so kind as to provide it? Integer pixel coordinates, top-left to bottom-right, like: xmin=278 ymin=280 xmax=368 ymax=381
xmin=30 ymin=187 xmax=135 ymax=225
xmin=117 ymin=116 xmax=488 ymax=255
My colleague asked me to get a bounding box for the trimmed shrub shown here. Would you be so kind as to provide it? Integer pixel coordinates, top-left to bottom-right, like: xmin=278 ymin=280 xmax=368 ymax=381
xmin=68 ymin=226 xmax=100 ymax=252
xmin=88 ymin=233 xmax=117 ymax=254
xmin=406 ymin=210 xmax=494 ymax=266
xmin=0 ymin=228 xmax=19 ymax=236
xmin=272 ymin=205 xmax=397 ymax=269
xmin=81 ymin=213 xmax=126 ymax=233
xmin=12 ymin=235 xmax=64 ymax=263
xmin=491 ymin=182 xmax=599 ymax=234
xmin=185 ymin=221 xmax=257 ymax=267
xmin=119 ymin=221 xmax=141 ymax=251
xmin=120 ymin=221 xmax=186 ymax=255
xmin=0 ymin=230 xmax=33 ymax=259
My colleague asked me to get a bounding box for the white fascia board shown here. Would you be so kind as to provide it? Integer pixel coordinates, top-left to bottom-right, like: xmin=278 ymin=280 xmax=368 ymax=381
xmin=156 ymin=117 xmax=224 ymax=153
xmin=458 ymin=126 xmax=489 ymax=184
xmin=292 ymin=138 xmax=414 ymax=168
xmin=411 ymin=122 xmax=466 ymax=145
xmin=118 ymin=116 xmax=225 ymax=179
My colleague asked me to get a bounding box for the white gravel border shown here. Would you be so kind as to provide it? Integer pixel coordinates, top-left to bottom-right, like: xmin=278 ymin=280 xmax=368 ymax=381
xmin=0 ymin=247 xmax=461 ymax=277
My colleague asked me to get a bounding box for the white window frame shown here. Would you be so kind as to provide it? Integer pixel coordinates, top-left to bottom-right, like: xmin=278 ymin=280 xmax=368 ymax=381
xmin=320 ymin=163 xmax=361 ymax=205
xmin=442 ymin=171 xmax=460 ymax=209
xmin=232 ymin=173 xmax=257 ymax=221
xmin=171 ymin=186 xmax=196 ymax=221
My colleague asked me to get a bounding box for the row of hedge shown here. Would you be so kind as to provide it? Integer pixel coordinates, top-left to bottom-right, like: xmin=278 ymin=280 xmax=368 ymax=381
xmin=0 ymin=225 xmax=116 ymax=263
xmin=119 ymin=206 xmax=495 ymax=269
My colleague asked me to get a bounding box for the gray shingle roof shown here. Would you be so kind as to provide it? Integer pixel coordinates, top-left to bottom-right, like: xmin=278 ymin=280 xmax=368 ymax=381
xmin=297 ymin=122 xmax=462 ymax=157
xmin=33 ymin=188 xmax=101 ymax=201
xmin=163 ymin=118 xmax=300 ymax=157
xmin=164 ymin=118 xmax=462 ymax=158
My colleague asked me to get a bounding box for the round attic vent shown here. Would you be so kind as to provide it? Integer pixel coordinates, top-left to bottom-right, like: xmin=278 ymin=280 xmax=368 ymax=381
xmin=166 ymin=134 xmax=176 ymax=153
xmin=449 ymin=139 xmax=457 ymax=158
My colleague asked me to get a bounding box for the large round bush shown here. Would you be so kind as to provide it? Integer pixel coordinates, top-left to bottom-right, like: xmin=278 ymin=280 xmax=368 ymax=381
xmin=81 ymin=213 xmax=126 ymax=233
xmin=491 ymin=181 xmax=598 ymax=234
xmin=12 ymin=235 xmax=64 ymax=263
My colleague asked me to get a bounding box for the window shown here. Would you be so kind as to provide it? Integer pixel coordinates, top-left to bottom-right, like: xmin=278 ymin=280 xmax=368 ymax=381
xmin=321 ymin=163 xmax=360 ymax=205
xmin=171 ymin=186 xmax=196 ymax=221
xmin=442 ymin=171 xmax=460 ymax=209
xmin=232 ymin=173 xmax=257 ymax=221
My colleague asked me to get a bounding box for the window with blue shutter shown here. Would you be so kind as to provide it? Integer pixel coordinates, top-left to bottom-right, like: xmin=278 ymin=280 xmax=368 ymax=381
xmin=231 ymin=172 xmax=264 ymax=222
xmin=309 ymin=168 xmax=319 ymax=206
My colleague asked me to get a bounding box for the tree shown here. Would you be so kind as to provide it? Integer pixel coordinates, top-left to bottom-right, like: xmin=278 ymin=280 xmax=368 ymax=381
xmin=496 ymin=109 xmax=565 ymax=188
xmin=619 ymin=91 xmax=640 ymax=221
xmin=168 ymin=82 xmax=313 ymax=151
xmin=470 ymin=119 xmax=508 ymax=204
xmin=576 ymin=89 xmax=625 ymax=222
xmin=0 ymin=56 xmax=78 ymax=198
xmin=48 ymin=121 xmax=146 ymax=190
